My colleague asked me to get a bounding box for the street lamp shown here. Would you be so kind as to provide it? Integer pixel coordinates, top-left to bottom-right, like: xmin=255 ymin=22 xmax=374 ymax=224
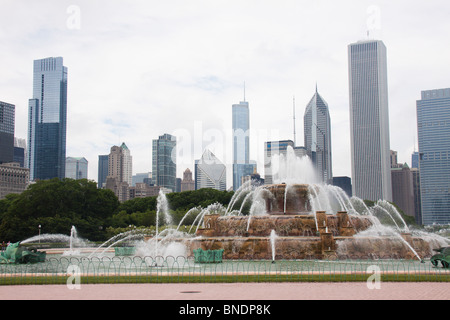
xmin=38 ymin=225 xmax=41 ymax=245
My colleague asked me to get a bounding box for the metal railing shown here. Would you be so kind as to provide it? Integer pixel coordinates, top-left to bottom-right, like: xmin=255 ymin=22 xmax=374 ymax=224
xmin=1 ymin=256 xmax=449 ymax=285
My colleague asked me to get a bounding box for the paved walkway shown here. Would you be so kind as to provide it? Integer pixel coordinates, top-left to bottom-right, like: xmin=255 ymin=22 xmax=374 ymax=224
xmin=1 ymin=282 xmax=449 ymax=300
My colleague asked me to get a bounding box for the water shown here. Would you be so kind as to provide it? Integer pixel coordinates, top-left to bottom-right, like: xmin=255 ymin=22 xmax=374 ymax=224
xmin=88 ymin=229 xmax=146 ymax=258
xmin=271 ymin=146 xmax=318 ymax=185
xmin=373 ymin=200 xmax=409 ymax=232
xmin=21 ymin=225 xmax=89 ymax=256
xmin=338 ymin=225 xmax=424 ymax=261
xmin=176 ymin=206 xmax=202 ymax=231
xmin=246 ymin=187 xmax=269 ymax=231
xmin=135 ymin=229 xmax=189 ymax=259
xmin=226 ymin=180 xmax=253 ymax=215
xmin=64 ymin=226 xmax=81 ymax=256
xmin=270 ymin=230 xmax=277 ymax=262
xmin=21 ymin=234 xmax=71 ymax=244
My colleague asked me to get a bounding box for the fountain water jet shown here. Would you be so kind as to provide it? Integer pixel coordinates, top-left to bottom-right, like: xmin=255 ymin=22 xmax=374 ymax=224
xmin=270 ymin=230 xmax=277 ymax=262
xmin=63 ymin=226 xmax=81 ymax=256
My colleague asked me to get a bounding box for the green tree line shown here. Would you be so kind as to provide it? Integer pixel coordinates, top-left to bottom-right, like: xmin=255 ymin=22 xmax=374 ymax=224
xmin=0 ymin=178 xmax=234 ymax=243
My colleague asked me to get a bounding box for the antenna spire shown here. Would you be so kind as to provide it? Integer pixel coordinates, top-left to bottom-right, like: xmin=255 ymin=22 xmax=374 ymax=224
xmin=243 ymin=81 xmax=246 ymax=102
xmin=293 ymin=95 xmax=296 ymax=146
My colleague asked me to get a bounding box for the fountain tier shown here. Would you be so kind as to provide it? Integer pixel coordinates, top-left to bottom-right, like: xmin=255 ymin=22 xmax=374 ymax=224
xmin=188 ymin=184 xmax=437 ymax=260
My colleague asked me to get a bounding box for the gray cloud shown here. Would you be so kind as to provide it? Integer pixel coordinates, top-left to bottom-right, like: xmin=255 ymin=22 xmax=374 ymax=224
xmin=1 ymin=0 xmax=449 ymax=188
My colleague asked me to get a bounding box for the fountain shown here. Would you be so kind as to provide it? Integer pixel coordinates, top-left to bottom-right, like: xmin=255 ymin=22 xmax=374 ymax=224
xmin=11 ymin=147 xmax=448 ymax=264
xmin=174 ymin=147 xmax=449 ymax=261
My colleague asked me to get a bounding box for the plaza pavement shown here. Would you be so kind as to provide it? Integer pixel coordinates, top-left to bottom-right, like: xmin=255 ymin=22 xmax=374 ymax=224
xmin=1 ymin=282 xmax=449 ymax=300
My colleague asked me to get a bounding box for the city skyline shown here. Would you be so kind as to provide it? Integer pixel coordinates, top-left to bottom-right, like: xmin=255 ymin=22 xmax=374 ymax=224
xmin=1 ymin=1 xmax=449 ymax=189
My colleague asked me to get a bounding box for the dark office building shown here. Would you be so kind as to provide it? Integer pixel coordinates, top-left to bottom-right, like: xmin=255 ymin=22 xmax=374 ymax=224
xmin=0 ymin=101 xmax=15 ymax=164
xmin=332 ymin=176 xmax=352 ymax=198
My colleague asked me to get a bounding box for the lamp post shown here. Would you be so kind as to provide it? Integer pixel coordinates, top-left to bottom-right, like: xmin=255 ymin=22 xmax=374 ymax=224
xmin=38 ymin=225 xmax=41 ymax=245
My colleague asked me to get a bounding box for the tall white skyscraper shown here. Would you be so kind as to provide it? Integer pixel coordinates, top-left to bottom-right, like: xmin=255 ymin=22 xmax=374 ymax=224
xmin=348 ymin=40 xmax=392 ymax=201
xmin=304 ymin=87 xmax=333 ymax=184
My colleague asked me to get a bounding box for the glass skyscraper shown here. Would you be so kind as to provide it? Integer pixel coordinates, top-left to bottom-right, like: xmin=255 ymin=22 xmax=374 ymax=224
xmin=152 ymin=133 xmax=177 ymax=192
xmin=232 ymin=100 xmax=255 ymax=190
xmin=98 ymin=154 xmax=109 ymax=188
xmin=348 ymin=40 xmax=392 ymax=202
xmin=304 ymin=88 xmax=333 ymax=184
xmin=0 ymin=101 xmax=15 ymax=164
xmin=65 ymin=157 xmax=88 ymax=180
xmin=416 ymin=88 xmax=450 ymax=225
xmin=28 ymin=57 xmax=68 ymax=181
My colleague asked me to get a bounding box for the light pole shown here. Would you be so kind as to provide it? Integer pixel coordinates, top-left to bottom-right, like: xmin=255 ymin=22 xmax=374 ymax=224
xmin=38 ymin=225 xmax=41 ymax=245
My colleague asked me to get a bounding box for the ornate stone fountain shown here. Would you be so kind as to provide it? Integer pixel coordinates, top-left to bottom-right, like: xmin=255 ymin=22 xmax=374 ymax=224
xmin=189 ymin=183 xmax=433 ymax=260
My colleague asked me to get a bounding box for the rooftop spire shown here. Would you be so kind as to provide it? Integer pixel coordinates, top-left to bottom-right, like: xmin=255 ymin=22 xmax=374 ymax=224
xmin=293 ymin=95 xmax=296 ymax=146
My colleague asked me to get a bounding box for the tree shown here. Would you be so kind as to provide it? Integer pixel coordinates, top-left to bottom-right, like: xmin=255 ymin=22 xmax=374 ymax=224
xmin=0 ymin=179 xmax=120 ymax=242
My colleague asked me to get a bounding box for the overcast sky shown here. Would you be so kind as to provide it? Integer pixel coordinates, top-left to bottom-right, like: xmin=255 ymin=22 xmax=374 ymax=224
xmin=1 ymin=0 xmax=449 ymax=188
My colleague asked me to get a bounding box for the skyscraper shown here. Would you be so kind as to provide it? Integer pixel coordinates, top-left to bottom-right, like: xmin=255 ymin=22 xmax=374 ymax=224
xmin=181 ymin=168 xmax=195 ymax=192
xmin=416 ymin=88 xmax=450 ymax=225
xmin=97 ymin=154 xmax=109 ymax=188
xmin=152 ymin=133 xmax=176 ymax=192
xmin=14 ymin=138 xmax=27 ymax=168
xmin=65 ymin=157 xmax=88 ymax=180
xmin=304 ymin=88 xmax=333 ymax=184
xmin=120 ymin=142 xmax=132 ymax=186
xmin=348 ymin=40 xmax=392 ymax=201
xmin=105 ymin=144 xmax=131 ymax=202
xmin=390 ymin=159 xmax=415 ymax=219
xmin=232 ymin=99 xmax=255 ymax=190
xmin=28 ymin=57 xmax=68 ymax=181
xmin=195 ymin=149 xmax=226 ymax=191
xmin=0 ymin=101 xmax=15 ymax=164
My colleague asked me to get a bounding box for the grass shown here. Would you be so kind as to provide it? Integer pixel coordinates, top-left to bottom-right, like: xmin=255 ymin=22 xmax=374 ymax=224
xmin=1 ymin=271 xmax=449 ymax=285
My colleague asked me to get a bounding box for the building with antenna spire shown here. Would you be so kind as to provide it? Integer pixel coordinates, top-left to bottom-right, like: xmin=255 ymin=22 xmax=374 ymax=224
xmin=293 ymin=96 xmax=297 ymax=146
xmin=232 ymin=84 xmax=256 ymax=191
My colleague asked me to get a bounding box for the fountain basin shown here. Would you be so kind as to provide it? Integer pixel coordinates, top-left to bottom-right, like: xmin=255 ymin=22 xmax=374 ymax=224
xmin=185 ymin=234 xmax=435 ymax=261
xmin=192 ymin=207 xmax=436 ymax=261
xmin=201 ymin=212 xmax=373 ymax=238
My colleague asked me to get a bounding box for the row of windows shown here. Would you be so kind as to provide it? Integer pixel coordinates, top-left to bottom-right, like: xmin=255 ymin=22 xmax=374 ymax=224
xmin=421 ymin=188 xmax=450 ymax=194
xmin=0 ymin=104 xmax=15 ymax=133
xmin=418 ymin=121 xmax=450 ymax=127
xmin=0 ymin=172 xmax=29 ymax=184
xmin=421 ymin=151 xmax=450 ymax=161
